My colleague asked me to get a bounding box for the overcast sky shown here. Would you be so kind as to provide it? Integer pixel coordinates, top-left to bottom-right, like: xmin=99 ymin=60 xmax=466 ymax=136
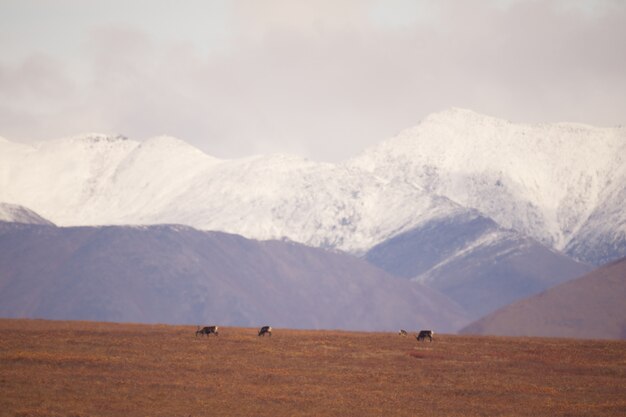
xmin=1 ymin=0 xmax=625 ymax=161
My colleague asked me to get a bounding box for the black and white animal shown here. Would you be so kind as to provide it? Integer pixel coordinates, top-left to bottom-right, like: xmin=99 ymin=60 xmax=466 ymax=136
xmin=398 ymin=329 xmax=408 ymax=336
xmin=416 ymin=330 xmax=434 ymax=342
xmin=196 ymin=325 xmax=219 ymax=337
xmin=258 ymin=326 xmax=272 ymax=337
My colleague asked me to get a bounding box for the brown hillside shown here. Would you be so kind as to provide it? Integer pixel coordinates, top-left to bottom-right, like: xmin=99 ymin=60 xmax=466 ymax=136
xmin=0 ymin=222 xmax=467 ymax=331
xmin=1 ymin=319 xmax=625 ymax=417
xmin=461 ymin=257 xmax=626 ymax=339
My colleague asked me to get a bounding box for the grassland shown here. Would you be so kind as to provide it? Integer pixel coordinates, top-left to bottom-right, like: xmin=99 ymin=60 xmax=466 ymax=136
xmin=1 ymin=319 xmax=625 ymax=417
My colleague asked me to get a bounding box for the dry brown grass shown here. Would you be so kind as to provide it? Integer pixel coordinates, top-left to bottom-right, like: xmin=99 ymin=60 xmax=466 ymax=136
xmin=1 ymin=319 xmax=625 ymax=417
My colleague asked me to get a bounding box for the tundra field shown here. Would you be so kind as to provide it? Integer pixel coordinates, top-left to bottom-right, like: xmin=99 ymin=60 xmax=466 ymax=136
xmin=1 ymin=319 xmax=625 ymax=417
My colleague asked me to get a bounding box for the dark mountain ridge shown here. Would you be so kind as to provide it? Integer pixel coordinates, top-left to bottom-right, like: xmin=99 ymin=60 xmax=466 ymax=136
xmin=0 ymin=221 xmax=468 ymax=332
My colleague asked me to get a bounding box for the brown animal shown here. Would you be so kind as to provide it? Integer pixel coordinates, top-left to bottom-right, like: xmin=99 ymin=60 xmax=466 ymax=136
xmin=416 ymin=330 xmax=433 ymax=342
xmin=258 ymin=326 xmax=272 ymax=337
xmin=196 ymin=325 xmax=219 ymax=337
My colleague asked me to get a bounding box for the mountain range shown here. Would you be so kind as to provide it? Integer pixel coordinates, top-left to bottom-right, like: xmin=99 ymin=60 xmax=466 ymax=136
xmin=0 ymin=216 xmax=468 ymax=332
xmin=2 ymin=108 xmax=624 ymax=265
xmin=349 ymin=108 xmax=626 ymax=266
xmin=1 ymin=108 xmax=624 ymax=333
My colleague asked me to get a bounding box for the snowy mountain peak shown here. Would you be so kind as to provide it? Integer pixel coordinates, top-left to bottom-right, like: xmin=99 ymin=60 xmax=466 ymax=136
xmin=131 ymin=135 xmax=221 ymax=166
xmin=422 ymin=107 xmax=508 ymax=125
xmin=349 ymin=110 xmax=626 ymax=259
xmin=141 ymin=134 xmax=199 ymax=150
xmin=1 ymin=109 xmax=624 ymax=264
xmin=73 ymin=133 xmax=129 ymax=143
xmin=41 ymin=133 xmax=133 ymax=147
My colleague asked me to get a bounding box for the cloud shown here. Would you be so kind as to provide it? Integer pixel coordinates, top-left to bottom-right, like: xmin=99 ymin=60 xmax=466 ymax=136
xmin=0 ymin=0 xmax=625 ymax=161
xmin=0 ymin=54 xmax=74 ymax=102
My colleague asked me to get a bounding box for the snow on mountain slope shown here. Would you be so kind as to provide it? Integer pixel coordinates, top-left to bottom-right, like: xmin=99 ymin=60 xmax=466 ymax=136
xmin=349 ymin=108 xmax=626 ymax=264
xmin=0 ymin=134 xmax=138 ymax=222
xmin=0 ymin=134 xmax=461 ymax=253
xmin=365 ymin=210 xmax=591 ymax=319
xmin=1 ymin=109 xmax=624 ymax=263
xmin=72 ymin=135 xmax=220 ymax=225
xmin=565 ymin=160 xmax=626 ymax=265
xmin=0 ymin=202 xmax=54 ymax=226
xmin=150 ymin=155 xmax=468 ymax=252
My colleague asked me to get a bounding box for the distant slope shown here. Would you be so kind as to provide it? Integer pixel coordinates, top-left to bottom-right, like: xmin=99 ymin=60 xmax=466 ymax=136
xmin=0 ymin=202 xmax=54 ymax=226
xmin=0 ymin=221 xmax=468 ymax=332
xmin=365 ymin=211 xmax=591 ymax=319
xmin=460 ymin=257 xmax=626 ymax=339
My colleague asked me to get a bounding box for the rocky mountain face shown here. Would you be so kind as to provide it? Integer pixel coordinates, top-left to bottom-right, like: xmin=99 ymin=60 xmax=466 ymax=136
xmin=0 ymin=220 xmax=468 ymax=332
xmin=460 ymin=257 xmax=626 ymax=340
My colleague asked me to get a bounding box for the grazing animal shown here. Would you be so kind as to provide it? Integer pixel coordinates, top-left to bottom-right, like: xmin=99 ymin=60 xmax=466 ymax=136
xmin=258 ymin=326 xmax=272 ymax=337
xmin=196 ymin=325 xmax=219 ymax=337
xmin=399 ymin=329 xmax=408 ymax=336
xmin=416 ymin=330 xmax=434 ymax=342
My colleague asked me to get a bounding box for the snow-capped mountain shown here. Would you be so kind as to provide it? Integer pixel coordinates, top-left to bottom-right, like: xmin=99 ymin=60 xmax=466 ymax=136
xmin=0 ymin=134 xmax=462 ymax=254
xmin=1 ymin=108 xmax=624 ymax=265
xmin=349 ymin=108 xmax=626 ymax=265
